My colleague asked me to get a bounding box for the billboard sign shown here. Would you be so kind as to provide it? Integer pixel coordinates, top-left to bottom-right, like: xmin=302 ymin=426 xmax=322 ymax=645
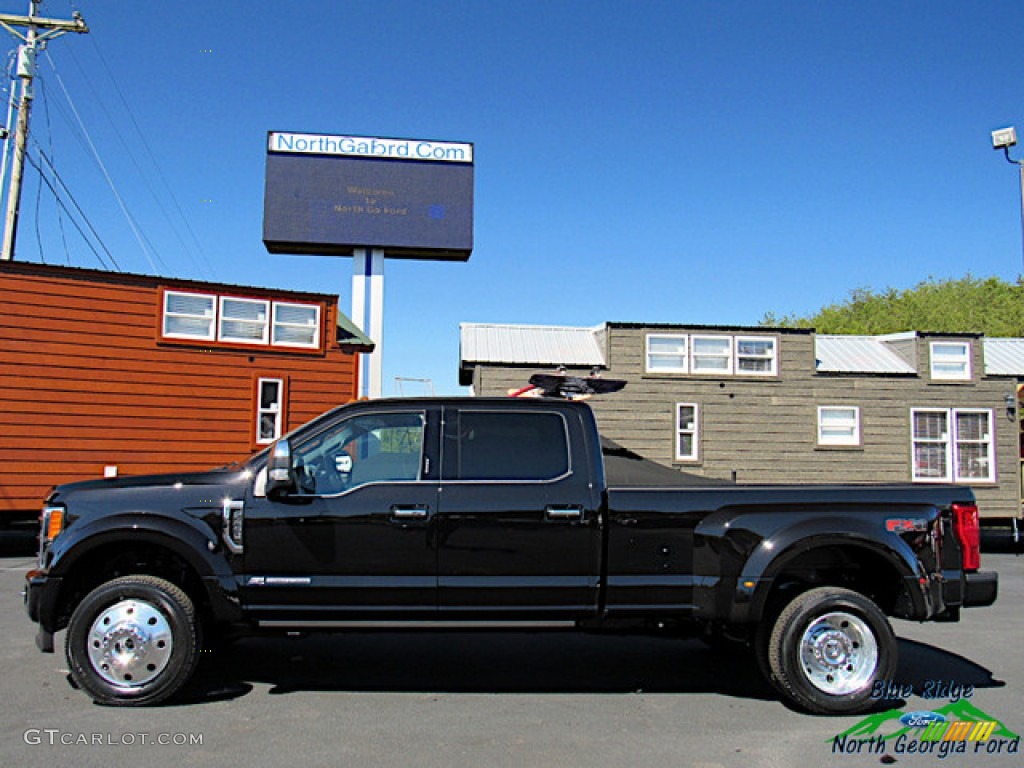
xmin=262 ymin=131 xmax=474 ymax=261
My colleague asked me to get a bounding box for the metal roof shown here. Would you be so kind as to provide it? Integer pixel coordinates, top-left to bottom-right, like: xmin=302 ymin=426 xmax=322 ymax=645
xmin=815 ymin=335 xmax=917 ymax=374
xmin=460 ymin=323 xmax=606 ymax=367
xmin=461 ymin=323 xmax=1024 ymax=377
xmin=606 ymin=321 xmax=813 ymax=335
xmin=0 ymin=259 xmax=341 ymax=303
xmin=983 ymin=338 xmax=1024 ymax=376
xmin=335 ymin=312 xmax=375 ymax=351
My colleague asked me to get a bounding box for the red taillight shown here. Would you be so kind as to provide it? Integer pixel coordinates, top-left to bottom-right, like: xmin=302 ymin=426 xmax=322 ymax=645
xmin=952 ymin=503 xmax=981 ymax=572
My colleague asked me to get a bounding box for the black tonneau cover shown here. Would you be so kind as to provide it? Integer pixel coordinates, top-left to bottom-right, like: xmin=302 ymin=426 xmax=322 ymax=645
xmin=600 ymin=437 xmax=730 ymax=487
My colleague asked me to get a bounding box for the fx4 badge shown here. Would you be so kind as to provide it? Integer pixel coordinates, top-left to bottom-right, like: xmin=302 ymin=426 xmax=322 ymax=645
xmin=886 ymin=518 xmax=929 ymax=533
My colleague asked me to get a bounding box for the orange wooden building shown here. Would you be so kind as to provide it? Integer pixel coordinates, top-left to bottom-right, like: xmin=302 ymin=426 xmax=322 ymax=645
xmin=0 ymin=261 xmax=372 ymax=520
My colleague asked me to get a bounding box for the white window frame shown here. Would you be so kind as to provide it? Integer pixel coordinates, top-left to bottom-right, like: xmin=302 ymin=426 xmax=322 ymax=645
xmin=953 ymin=408 xmax=995 ymax=483
xmin=691 ymin=335 xmax=733 ymax=375
xmin=645 ymin=332 xmax=779 ymax=377
xmin=911 ymin=408 xmax=995 ymax=483
xmin=219 ymin=296 xmax=270 ymax=345
xmin=256 ymin=378 xmax=284 ymax=444
xmin=929 ymin=341 xmax=972 ymax=381
xmin=735 ymin=336 xmax=778 ymax=376
xmin=646 ymin=334 xmax=688 ymax=373
xmin=675 ymin=403 xmax=700 ymax=461
xmin=272 ymin=301 xmax=321 ymax=349
xmin=162 ymin=290 xmax=216 ymax=341
xmin=817 ymin=406 xmax=861 ymax=447
xmin=911 ymin=408 xmax=950 ymax=482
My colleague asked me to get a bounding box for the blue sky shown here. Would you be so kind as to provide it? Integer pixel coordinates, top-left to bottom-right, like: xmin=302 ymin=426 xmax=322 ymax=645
xmin=5 ymin=1 xmax=1024 ymax=394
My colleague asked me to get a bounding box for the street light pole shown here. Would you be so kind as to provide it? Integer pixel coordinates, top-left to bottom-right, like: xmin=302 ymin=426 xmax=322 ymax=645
xmin=992 ymin=126 xmax=1024 ymax=277
xmin=1017 ymin=162 xmax=1024 ymax=278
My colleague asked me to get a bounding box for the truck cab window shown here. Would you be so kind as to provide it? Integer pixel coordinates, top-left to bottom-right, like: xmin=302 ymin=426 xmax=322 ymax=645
xmin=292 ymin=411 xmax=425 ymax=494
xmin=457 ymin=411 xmax=569 ymax=480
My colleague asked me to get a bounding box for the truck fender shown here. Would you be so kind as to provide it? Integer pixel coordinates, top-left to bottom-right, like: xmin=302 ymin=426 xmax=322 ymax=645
xmin=694 ymin=506 xmax=937 ymax=625
xmin=44 ymin=512 xmax=242 ymax=625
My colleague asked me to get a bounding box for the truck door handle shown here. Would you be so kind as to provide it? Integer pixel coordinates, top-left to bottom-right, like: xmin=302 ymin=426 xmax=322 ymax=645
xmin=545 ymin=506 xmax=584 ymax=521
xmin=391 ymin=506 xmax=429 ymax=521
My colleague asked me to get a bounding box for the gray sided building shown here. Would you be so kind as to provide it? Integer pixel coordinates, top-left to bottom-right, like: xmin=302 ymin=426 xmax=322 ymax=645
xmin=460 ymin=322 xmax=1024 ymax=526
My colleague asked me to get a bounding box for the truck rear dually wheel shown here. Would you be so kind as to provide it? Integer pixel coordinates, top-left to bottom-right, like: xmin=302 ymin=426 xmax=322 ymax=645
xmin=65 ymin=575 xmax=200 ymax=706
xmin=765 ymin=586 xmax=896 ymax=715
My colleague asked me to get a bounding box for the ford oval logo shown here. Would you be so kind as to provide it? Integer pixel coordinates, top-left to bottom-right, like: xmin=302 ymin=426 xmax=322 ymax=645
xmin=899 ymin=711 xmax=946 ymax=728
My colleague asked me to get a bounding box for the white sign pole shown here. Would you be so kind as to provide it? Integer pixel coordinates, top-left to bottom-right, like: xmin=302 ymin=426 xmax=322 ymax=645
xmin=351 ymin=247 xmax=385 ymax=399
xmin=368 ymin=248 xmax=385 ymax=399
xmin=352 ymin=248 xmax=368 ymax=397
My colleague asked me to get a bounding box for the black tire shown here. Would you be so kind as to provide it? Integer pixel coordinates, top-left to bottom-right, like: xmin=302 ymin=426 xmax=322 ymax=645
xmin=763 ymin=586 xmax=896 ymax=715
xmin=65 ymin=575 xmax=200 ymax=706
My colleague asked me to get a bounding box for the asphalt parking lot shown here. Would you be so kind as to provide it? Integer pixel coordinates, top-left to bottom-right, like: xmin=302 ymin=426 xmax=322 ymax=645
xmin=0 ymin=531 xmax=1020 ymax=768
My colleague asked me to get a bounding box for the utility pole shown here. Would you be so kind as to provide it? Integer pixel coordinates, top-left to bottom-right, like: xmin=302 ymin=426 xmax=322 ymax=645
xmin=0 ymin=1 xmax=87 ymax=261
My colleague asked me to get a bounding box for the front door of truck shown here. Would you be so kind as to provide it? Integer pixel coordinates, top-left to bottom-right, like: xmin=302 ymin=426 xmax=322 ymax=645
xmin=242 ymin=406 xmax=440 ymax=619
xmin=436 ymin=405 xmax=601 ymax=617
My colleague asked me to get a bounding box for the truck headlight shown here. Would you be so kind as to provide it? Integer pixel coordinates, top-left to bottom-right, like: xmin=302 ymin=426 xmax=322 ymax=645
xmin=39 ymin=505 xmax=65 ymax=564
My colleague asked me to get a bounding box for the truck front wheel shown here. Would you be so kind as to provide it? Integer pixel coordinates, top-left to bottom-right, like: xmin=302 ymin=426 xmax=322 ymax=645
xmin=765 ymin=586 xmax=896 ymax=715
xmin=65 ymin=575 xmax=200 ymax=706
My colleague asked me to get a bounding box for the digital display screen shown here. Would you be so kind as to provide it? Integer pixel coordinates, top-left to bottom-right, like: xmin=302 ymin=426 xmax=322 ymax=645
xmin=263 ymin=133 xmax=473 ymax=261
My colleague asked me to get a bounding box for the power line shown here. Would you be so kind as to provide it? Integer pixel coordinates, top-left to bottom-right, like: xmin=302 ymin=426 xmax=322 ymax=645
xmin=42 ymin=47 xmax=162 ymax=274
xmin=32 ymin=143 xmax=119 ymax=268
xmin=61 ymin=42 xmax=195 ymax=278
xmin=35 ymin=74 xmax=71 ymax=265
xmin=79 ymin=35 xmax=217 ymax=281
xmin=27 ymin=145 xmax=119 ymax=270
xmin=31 ymin=120 xmax=42 ymax=262
xmin=29 ymin=82 xmax=160 ymax=276
xmin=25 ymin=150 xmax=114 ymax=270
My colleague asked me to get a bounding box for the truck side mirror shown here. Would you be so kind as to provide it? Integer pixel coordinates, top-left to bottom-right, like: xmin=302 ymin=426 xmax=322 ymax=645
xmin=266 ymin=439 xmax=296 ymax=500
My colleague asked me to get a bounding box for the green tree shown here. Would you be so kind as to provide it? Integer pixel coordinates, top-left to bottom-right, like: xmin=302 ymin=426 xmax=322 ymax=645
xmin=762 ymin=276 xmax=1024 ymax=336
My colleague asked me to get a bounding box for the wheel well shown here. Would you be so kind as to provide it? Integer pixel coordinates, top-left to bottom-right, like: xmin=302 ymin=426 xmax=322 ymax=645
xmin=53 ymin=541 xmax=208 ymax=633
xmin=760 ymin=545 xmax=911 ymax=623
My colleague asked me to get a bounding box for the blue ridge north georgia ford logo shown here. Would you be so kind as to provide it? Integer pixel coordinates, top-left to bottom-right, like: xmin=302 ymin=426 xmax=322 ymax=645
xmin=831 ymin=700 xmax=1020 ymax=760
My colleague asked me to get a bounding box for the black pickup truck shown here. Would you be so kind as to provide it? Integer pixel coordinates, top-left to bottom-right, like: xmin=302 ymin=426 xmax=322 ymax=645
xmin=24 ymin=397 xmax=997 ymax=713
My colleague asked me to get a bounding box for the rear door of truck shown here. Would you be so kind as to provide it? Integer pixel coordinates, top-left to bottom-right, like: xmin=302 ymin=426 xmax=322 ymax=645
xmin=436 ymin=403 xmax=602 ymax=617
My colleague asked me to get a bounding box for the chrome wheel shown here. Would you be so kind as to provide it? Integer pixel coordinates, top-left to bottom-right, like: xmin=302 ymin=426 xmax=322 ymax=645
xmin=86 ymin=598 xmax=174 ymax=689
xmin=67 ymin=575 xmax=200 ymax=706
xmin=766 ymin=587 xmax=896 ymax=714
xmin=798 ymin=610 xmax=878 ymax=695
